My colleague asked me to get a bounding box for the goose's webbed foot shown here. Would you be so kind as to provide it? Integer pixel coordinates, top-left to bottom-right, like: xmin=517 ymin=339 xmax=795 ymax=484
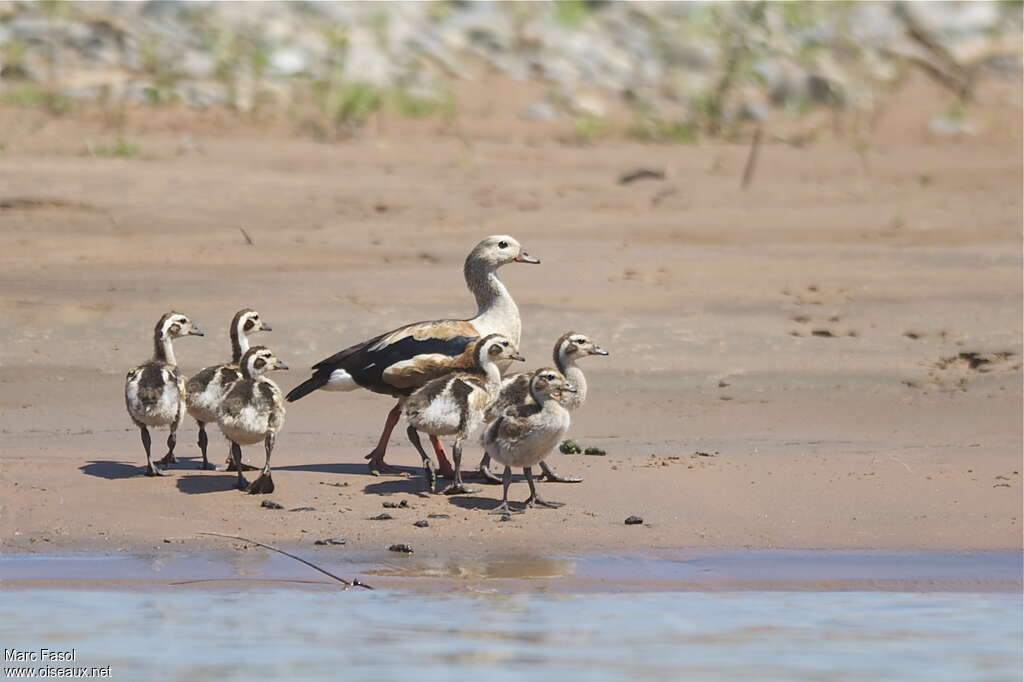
xmin=144 ymin=463 xmax=168 ymax=477
xmin=219 ymin=459 xmax=258 ymax=472
xmin=441 ymin=482 xmax=479 ymax=496
xmin=525 ymin=495 xmax=564 ymax=509
xmin=157 ymin=453 xmax=177 ymax=466
xmin=247 ymin=472 xmax=275 ymax=495
xmin=488 ymin=501 xmax=522 ymax=515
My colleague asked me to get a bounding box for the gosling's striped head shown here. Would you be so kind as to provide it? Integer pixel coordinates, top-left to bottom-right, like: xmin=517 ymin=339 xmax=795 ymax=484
xmin=233 ymin=308 xmax=272 ymax=336
xmin=557 ymin=332 xmax=608 ymax=358
xmin=529 ymin=367 xmax=577 ymax=400
xmin=241 ymin=346 xmax=289 ymax=378
xmin=474 ymin=333 xmax=525 ymax=368
xmin=156 ymin=312 xmax=203 ymax=340
xmin=467 ymin=235 xmax=540 ymax=270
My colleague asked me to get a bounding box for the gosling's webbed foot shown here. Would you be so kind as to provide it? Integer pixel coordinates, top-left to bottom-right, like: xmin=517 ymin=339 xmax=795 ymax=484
xmin=247 ymin=473 xmax=275 ymax=495
xmin=525 ymin=495 xmax=564 ymax=509
xmin=488 ymin=501 xmax=523 ymax=515
xmin=441 ymin=482 xmax=479 ymax=496
xmin=219 ymin=459 xmax=258 ymax=472
xmin=475 ymin=464 xmax=504 ymax=484
xmin=538 ymin=471 xmax=583 ymax=484
xmin=198 ymin=460 xmax=218 ymax=471
xmin=235 ymin=475 xmax=249 ymax=491
xmin=157 ymin=453 xmax=177 ymax=466
xmin=423 ymin=462 xmax=437 ymax=493
xmin=144 ymin=464 xmax=168 ymax=477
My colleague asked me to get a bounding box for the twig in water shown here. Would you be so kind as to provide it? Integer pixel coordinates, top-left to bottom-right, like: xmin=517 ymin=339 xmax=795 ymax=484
xmin=239 ymin=227 xmax=254 ymax=246
xmin=197 ymin=532 xmax=372 ymax=590
xmin=741 ymin=126 xmax=763 ymax=190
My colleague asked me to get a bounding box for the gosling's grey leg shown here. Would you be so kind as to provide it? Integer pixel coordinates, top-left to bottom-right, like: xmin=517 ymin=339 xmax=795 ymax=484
xmin=231 ymin=442 xmax=248 ymax=490
xmin=157 ymin=431 xmax=177 ymax=467
xmin=441 ymin=438 xmax=479 ymax=495
xmin=220 ymin=442 xmax=258 ymax=472
xmin=195 ymin=421 xmax=216 ymax=470
xmin=538 ymin=459 xmax=583 ymax=484
xmin=489 ymin=466 xmax=521 ymax=514
xmin=524 ymin=466 xmax=563 ymax=509
xmin=141 ymin=426 xmax=166 ymax=477
xmin=475 ymin=452 xmax=503 ymax=484
xmin=247 ymin=433 xmax=275 ymax=494
xmin=406 ymin=426 xmax=437 ymax=493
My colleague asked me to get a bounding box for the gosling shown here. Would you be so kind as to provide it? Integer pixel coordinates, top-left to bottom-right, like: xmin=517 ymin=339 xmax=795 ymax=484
xmin=185 ymin=309 xmax=271 ymax=470
xmin=124 ymin=312 xmax=204 ymax=476
xmin=482 ymin=368 xmax=576 ymax=513
xmin=404 ymin=334 xmax=524 ymax=494
xmin=217 ymin=346 xmax=288 ymax=494
xmin=479 ymin=332 xmax=607 ymax=483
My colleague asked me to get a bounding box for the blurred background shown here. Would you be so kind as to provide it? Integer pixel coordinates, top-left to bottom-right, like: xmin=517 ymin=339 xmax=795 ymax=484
xmin=0 ymin=0 xmax=1020 ymax=144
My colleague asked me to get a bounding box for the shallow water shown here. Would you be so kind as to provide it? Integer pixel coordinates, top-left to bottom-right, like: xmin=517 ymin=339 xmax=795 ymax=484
xmin=1 ymin=550 xmax=1021 ymax=681
xmin=1 ymin=588 xmax=1021 ymax=681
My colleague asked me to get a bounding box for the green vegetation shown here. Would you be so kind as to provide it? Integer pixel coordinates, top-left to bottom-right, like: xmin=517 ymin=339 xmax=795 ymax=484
xmin=1 ymin=86 xmax=74 ymax=115
xmin=88 ymin=139 xmax=141 ymax=158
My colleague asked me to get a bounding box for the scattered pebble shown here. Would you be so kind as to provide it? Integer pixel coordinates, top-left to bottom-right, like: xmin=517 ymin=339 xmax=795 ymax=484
xmin=388 ymin=544 xmax=414 ymax=554
xmin=314 ymin=538 xmax=346 ymax=546
xmin=413 ymin=520 xmax=429 ymax=528
xmin=370 ymin=513 xmax=393 ymax=521
xmin=319 ymin=481 xmax=349 ymax=488
xmin=290 ymin=506 xmax=315 ymax=512
xmin=498 ymin=513 xmax=512 ymax=522
xmin=584 ymin=447 xmax=607 ymax=456
xmin=427 ymin=513 xmax=450 ymax=519
xmin=624 ymin=515 xmax=644 ymax=525
xmin=383 ymin=500 xmax=409 ymax=509
xmin=260 ymin=500 xmax=284 ymax=510
xmin=559 ymin=439 xmax=582 ymax=454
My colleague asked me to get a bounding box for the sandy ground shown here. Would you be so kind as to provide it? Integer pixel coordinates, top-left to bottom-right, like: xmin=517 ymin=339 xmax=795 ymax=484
xmin=0 ymin=77 xmax=1021 ymax=560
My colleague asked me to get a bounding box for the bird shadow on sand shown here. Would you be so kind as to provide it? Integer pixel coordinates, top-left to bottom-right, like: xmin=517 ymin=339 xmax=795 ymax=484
xmin=176 ymin=473 xmax=241 ymax=495
xmin=276 ymin=462 xmax=419 ymax=477
xmin=80 ymin=460 xmax=143 ymax=480
xmin=444 ymin=495 xmax=504 ymax=511
xmin=362 ymin=478 xmax=432 ymax=496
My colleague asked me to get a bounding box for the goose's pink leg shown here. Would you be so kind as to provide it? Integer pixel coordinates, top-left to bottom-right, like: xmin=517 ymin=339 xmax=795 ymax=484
xmin=364 ymin=403 xmax=407 ymax=476
xmin=430 ymin=435 xmax=455 ymax=478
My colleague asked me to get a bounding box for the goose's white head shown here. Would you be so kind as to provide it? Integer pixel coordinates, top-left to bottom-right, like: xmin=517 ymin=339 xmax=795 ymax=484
xmin=468 ymin=235 xmax=540 ymax=270
xmin=557 ymin=332 xmax=609 ymax=359
xmin=241 ymin=346 xmax=288 ymax=378
xmin=156 ymin=312 xmax=204 ymax=339
xmin=529 ymin=368 xmax=577 ymax=401
xmin=233 ymin=308 xmax=272 ymax=336
xmin=474 ymin=333 xmax=525 ymax=368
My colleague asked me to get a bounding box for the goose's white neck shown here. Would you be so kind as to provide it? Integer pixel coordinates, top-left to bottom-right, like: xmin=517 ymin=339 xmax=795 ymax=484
xmin=231 ymin=320 xmax=250 ymax=364
xmin=154 ymin=334 xmax=176 ymax=366
xmin=479 ymin=356 xmax=504 ymax=394
xmin=555 ymin=348 xmax=586 ymax=409
xmin=466 ymin=261 xmax=521 ymax=345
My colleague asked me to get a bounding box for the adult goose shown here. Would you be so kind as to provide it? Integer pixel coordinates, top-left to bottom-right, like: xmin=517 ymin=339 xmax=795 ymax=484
xmin=478 ymin=332 xmax=607 ymax=483
xmin=286 ymin=235 xmax=539 ymax=475
xmin=185 ymin=309 xmax=271 ymax=470
xmin=124 ymin=312 xmax=204 ymax=476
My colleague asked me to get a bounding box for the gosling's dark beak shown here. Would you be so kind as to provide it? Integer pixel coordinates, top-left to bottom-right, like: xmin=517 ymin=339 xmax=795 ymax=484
xmin=260 ymin=322 xmax=273 ymax=332
xmin=188 ymin=326 xmax=205 ymax=336
xmin=274 ymin=360 xmax=289 ymax=371
xmin=562 ymin=383 xmax=578 ymax=393
xmin=590 ymin=346 xmax=609 ymax=356
xmin=511 ymin=352 xmax=526 ymax=362
xmin=515 ymin=251 xmax=540 ymax=264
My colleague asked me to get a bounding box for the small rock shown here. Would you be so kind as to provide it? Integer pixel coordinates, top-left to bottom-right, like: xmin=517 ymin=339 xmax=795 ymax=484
xmin=314 ymin=538 xmax=346 ymax=546
xmin=320 ymin=481 xmax=349 ymax=487
xmin=427 ymin=513 xmax=449 ymax=519
xmin=624 ymin=515 xmax=644 ymax=525
xmin=261 ymin=500 xmax=284 ymax=510
xmin=560 ymin=439 xmax=582 ymax=454
xmin=584 ymin=447 xmax=607 ymax=456
xmin=413 ymin=520 xmax=429 ymax=528
xmin=370 ymin=513 xmax=393 ymax=521
xmin=290 ymin=506 xmax=315 ymax=512
xmin=498 ymin=513 xmax=511 ymax=522
xmin=388 ymin=543 xmax=414 ymax=553
xmin=383 ymin=500 xmax=409 ymax=509
xmin=163 ymin=538 xmax=171 ymax=543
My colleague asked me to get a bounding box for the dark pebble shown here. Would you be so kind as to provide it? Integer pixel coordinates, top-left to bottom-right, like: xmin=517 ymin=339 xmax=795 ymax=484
xmin=382 ymin=500 xmax=409 ymax=509
xmin=498 ymin=513 xmax=511 ymax=522
xmin=584 ymin=447 xmax=607 ymax=456
xmin=260 ymin=500 xmax=284 ymax=510
xmin=559 ymin=439 xmax=582 ymax=454
xmin=624 ymin=515 xmax=644 ymax=525
xmin=314 ymin=538 xmax=346 ymax=546
xmin=290 ymin=506 xmax=315 ymax=512
xmin=427 ymin=513 xmax=449 ymax=519
xmin=388 ymin=544 xmax=414 ymax=553
xmin=413 ymin=520 xmax=429 ymax=528
xmin=370 ymin=513 xmax=393 ymax=521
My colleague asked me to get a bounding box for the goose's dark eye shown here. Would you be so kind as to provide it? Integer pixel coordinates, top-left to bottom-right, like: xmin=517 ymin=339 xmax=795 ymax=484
xmin=498 ymin=240 xmax=509 ymax=249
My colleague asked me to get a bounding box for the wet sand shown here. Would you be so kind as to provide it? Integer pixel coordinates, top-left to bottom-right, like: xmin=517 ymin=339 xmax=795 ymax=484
xmin=0 ymin=77 xmax=1021 ymax=561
